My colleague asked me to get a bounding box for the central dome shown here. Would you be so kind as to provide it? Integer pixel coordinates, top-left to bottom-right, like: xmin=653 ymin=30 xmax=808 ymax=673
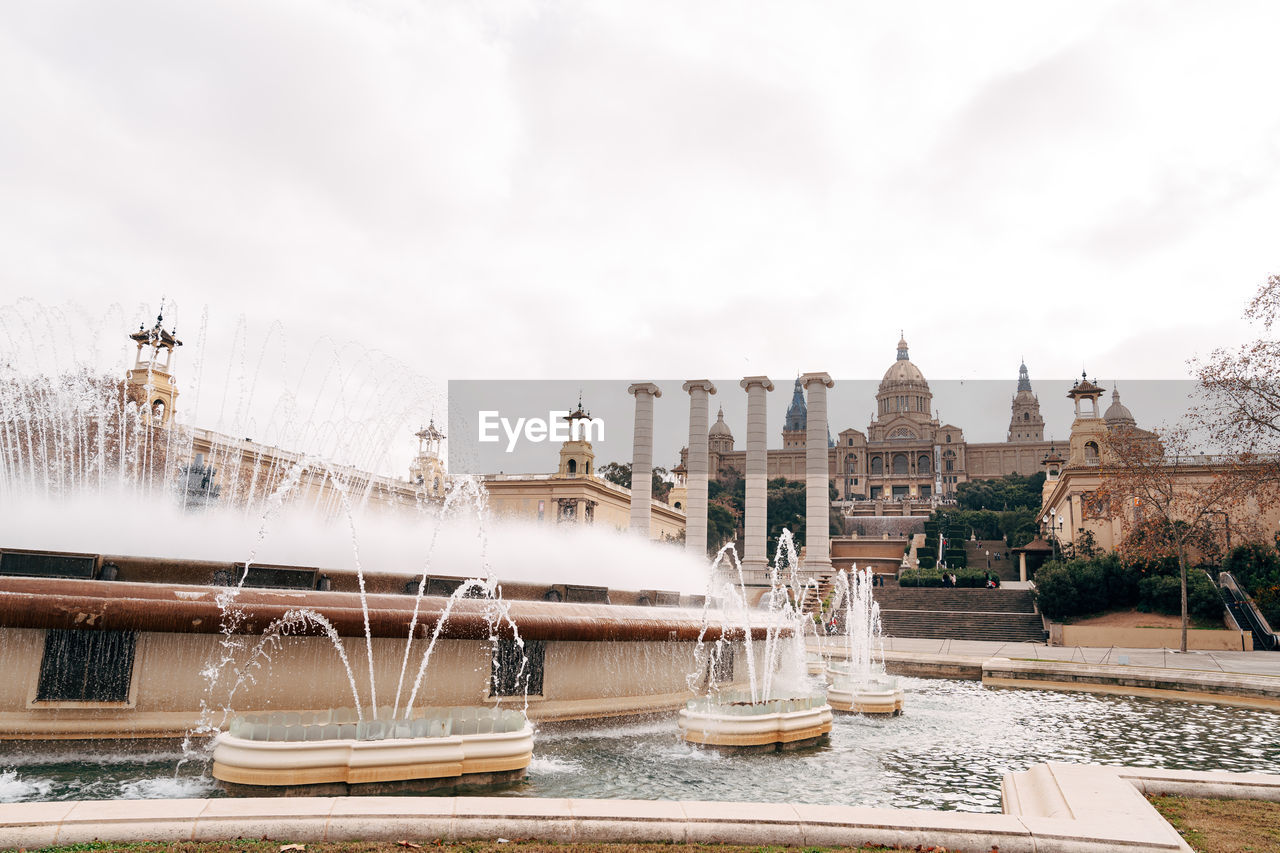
xmin=879 ymin=335 xmax=929 ymax=390
xmin=876 ymin=335 xmax=933 ymax=422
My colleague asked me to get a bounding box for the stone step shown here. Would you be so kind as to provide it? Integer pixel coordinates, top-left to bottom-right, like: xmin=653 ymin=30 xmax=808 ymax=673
xmin=879 ymin=610 xmax=1045 ymax=643
xmin=961 ymin=540 xmax=1022 ymax=582
xmin=872 ymin=588 xmax=1036 ymax=614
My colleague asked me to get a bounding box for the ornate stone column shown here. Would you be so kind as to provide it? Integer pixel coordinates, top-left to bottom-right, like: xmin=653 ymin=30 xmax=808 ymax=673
xmin=739 ymin=376 xmax=774 ymax=579
xmin=682 ymin=380 xmax=717 ymax=556
xmin=626 ymin=382 xmax=661 ymax=538
xmin=801 ymin=372 xmax=834 ymax=572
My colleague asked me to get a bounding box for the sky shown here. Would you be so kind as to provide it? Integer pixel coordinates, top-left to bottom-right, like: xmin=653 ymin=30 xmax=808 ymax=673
xmin=3 ymin=1 xmax=1279 ymax=474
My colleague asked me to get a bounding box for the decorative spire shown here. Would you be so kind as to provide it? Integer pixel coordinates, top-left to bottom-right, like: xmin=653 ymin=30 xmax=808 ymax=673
xmin=1017 ymin=361 xmax=1032 ymax=393
xmin=785 ymin=376 xmax=807 ymax=431
xmin=896 ymin=333 xmax=910 ymax=361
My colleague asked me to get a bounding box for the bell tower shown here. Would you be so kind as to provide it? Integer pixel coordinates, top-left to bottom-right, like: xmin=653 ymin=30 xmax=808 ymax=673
xmin=556 ymin=399 xmax=596 ymax=478
xmin=409 ymin=419 xmax=447 ymax=497
xmin=1007 ymin=360 xmax=1045 ymax=442
xmin=125 ymin=308 xmax=182 ymax=426
xmin=1065 ymin=371 xmax=1106 ymax=467
xmin=781 ymin=377 xmax=807 ymax=448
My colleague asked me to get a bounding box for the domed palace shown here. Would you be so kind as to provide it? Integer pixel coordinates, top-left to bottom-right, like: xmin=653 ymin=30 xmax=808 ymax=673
xmin=699 ymin=335 xmax=1061 ymax=518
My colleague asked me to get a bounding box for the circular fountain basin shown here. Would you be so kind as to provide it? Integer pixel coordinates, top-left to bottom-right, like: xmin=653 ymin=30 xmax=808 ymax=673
xmin=827 ymin=674 xmax=904 ymax=716
xmin=211 ymin=706 xmax=532 ymax=793
xmin=678 ymin=692 xmax=832 ymax=751
xmin=805 ymin=652 xmax=825 ymax=676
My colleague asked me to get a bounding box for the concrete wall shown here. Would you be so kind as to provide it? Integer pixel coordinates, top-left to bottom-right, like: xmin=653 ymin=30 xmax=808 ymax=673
xmin=1057 ymin=624 xmax=1253 ymax=651
xmin=0 ymin=626 xmax=762 ymax=739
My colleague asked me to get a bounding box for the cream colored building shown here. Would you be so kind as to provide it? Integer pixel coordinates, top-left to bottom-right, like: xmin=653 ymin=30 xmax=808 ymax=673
xmin=482 ymin=405 xmax=686 ymax=542
xmin=123 ymin=311 xmax=445 ymax=516
xmin=1038 ymin=375 xmax=1278 ymax=554
xmin=694 ymin=336 xmax=1058 ymax=517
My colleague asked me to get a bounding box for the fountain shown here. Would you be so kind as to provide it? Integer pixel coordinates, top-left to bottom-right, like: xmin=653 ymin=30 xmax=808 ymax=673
xmin=211 ymin=706 xmax=533 ymax=793
xmin=823 ymin=566 xmax=905 ymax=715
xmin=10 ymin=304 xmax=1280 ymax=853
xmin=677 ymin=535 xmax=833 ymax=750
xmin=0 ymin=306 xmax=776 ymax=794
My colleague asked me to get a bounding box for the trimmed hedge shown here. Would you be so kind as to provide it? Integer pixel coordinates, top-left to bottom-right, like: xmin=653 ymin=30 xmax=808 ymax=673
xmin=900 ymin=568 xmax=992 ymax=588
xmin=917 ymin=546 xmax=937 ymax=570
xmin=1033 ymin=554 xmax=1222 ymax=623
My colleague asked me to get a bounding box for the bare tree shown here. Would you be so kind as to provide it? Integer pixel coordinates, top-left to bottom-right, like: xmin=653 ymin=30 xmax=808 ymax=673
xmin=1097 ymin=426 xmax=1255 ymax=651
xmin=1191 ymin=273 xmax=1280 ymax=474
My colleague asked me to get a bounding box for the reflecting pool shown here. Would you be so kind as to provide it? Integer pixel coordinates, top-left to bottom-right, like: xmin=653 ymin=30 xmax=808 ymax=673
xmin=4 ymin=678 xmax=1278 ymax=813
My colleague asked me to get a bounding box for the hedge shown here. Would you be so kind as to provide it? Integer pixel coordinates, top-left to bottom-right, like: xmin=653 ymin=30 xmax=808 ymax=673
xmin=900 ymin=568 xmax=992 ymax=588
xmin=1033 ymin=554 xmax=1223 ymax=623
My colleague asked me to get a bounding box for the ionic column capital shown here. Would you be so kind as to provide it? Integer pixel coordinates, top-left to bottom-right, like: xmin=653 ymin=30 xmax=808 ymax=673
xmin=627 ymin=382 xmax=662 ymax=398
xmin=681 ymin=379 xmax=718 ymax=395
xmin=800 ymin=372 xmax=834 ymax=389
xmin=739 ymin=376 xmax=775 ymax=392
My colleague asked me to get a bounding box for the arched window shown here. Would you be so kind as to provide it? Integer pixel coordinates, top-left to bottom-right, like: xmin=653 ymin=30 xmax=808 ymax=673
xmin=1084 ymin=441 xmax=1099 ymax=461
xmin=567 ymin=459 xmax=577 ymax=474
xmin=946 ymin=434 xmax=952 ymax=443
xmin=918 ymin=454 xmax=931 ymax=475
xmin=151 ymin=399 xmax=165 ymax=422
xmin=870 ymin=456 xmax=883 ymax=475
xmin=845 ymin=454 xmax=857 ymax=473
xmin=892 ymin=453 xmax=908 ymax=475
xmin=1023 ymin=412 xmax=1030 ymax=421
xmin=943 ymin=449 xmax=956 ymax=473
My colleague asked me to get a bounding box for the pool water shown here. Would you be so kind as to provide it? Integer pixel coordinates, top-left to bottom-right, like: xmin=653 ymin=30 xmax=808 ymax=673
xmin=4 ymin=678 xmax=1278 ymax=813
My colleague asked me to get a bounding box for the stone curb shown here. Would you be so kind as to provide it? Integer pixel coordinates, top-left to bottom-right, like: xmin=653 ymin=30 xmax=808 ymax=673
xmin=11 ymin=764 xmax=1280 ymax=852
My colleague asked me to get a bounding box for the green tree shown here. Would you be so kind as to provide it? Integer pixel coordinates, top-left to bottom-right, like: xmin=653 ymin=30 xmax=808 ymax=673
xmin=597 ymin=461 xmax=673 ymax=503
xmin=955 ymin=472 xmax=1046 ymax=512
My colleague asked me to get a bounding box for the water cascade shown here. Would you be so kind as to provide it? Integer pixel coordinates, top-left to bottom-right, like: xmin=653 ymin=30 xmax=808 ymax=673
xmin=824 ymin=566 xmax=905 ymax=715
xmin=204 ymin=474 xmax=537 ymax=793
xmin=678 ymin=532 xmax=832 ymax=750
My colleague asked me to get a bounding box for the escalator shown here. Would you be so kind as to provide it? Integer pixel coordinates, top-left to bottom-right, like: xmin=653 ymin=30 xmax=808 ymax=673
xmin=1218 ymin=571 xmax=1279 ymax=651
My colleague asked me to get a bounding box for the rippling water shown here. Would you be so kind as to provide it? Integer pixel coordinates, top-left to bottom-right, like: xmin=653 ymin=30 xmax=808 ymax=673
xmin=4 ymin=678 xmax=1279 ymax=812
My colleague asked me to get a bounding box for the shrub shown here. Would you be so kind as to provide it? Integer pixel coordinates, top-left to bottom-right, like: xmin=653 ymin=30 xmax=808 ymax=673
xmin=1100 ymin=554 xmax=1140 ymax=609
xmin=1072 ymin=559 xmax=1109 ymax=615
xmin=1033 ymin=560 xmax=1080 ymax=621
xmin=945 ymin=547 xmax=968 ymax=568
xmin=916 ymin=546 xmax=937 ymax=570
xmin=1253 ymin=585 xmax=1280 ymax=628
xmin=900 ymin=570 xmax=943 ymax=587
xmin=1189 ymin=570 xmax=1225 ymax=622
xmin=1137 ymin=571 xmax=1223 ymax=622
xmin=1224 ymin=542 xmax=1280 ymax=595
xmin=1138 ymin=575 xmax=1181 ymax=614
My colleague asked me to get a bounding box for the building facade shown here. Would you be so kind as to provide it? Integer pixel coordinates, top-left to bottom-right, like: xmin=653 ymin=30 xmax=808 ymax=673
xmin=482 ymin=405 xmax=687 ymax=541
xmin=1035 ymin=375 xmax=1279 ymax=555
xmin=692 ymin=336 xmax=1058 ymax=517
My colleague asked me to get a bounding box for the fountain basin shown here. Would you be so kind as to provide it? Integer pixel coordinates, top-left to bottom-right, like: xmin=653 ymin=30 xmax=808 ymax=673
xmin=827 ymin=675 xmax=904 ymax=716
xmin=211 ymin=707 xmax=532 ymax=791
xmin=678 ymin=693 xmax=832 ymax=750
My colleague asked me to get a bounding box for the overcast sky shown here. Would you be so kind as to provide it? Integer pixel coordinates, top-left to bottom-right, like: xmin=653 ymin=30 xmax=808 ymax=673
xmin=3 ymin=1 xmax=1278 ymax=473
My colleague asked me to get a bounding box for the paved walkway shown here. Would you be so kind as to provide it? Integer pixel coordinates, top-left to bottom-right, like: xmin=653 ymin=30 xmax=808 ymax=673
xmin=874 ymin=636 xmax=1280 ymax=676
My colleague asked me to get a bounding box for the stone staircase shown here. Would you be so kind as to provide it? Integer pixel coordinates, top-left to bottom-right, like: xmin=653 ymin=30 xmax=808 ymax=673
xmin=800 ymin=575 xmax=835 ymax=615
xmin=871 ymin=586 xmax=1045 ymax=643
xmin=961 ymin=539 xmax=1021 ymax=582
